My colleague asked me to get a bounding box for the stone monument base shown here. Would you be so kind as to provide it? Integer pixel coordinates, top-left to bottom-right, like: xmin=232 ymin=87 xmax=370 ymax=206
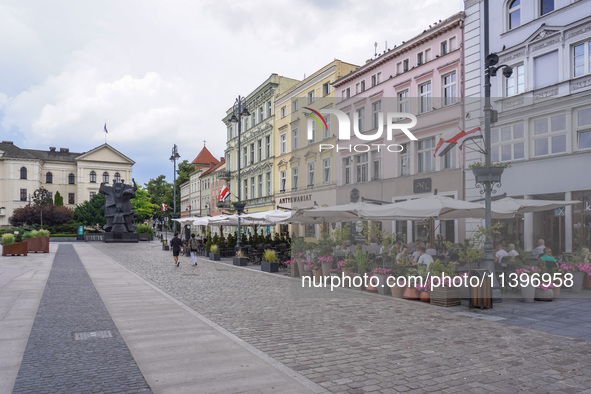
xmin=103 ymin=232 xmax=139 ymax=243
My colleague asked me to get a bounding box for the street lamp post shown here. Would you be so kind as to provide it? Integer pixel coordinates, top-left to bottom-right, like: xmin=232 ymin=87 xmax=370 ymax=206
xmin=480 ymin=0 xmax=513 ymax=302
xmin=170 ymin=144 xmax=181 ymax=233
xmin=229 ymin=96 xmax=250 ymax=253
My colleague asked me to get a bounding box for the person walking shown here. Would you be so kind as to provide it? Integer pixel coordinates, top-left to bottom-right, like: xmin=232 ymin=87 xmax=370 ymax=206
xmin=170 ymin=232 xmax=183 ymax=267
xmin=188 ymin=233 xmax=199 ymax=266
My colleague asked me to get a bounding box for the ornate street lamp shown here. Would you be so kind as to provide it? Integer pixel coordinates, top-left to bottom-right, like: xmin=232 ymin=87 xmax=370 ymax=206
xmin=229 ymin=96 xmax=250 ymax=253
xmin=479 ymin=0 xmax=513 ymax=302
xmin=170 ymin=144 xmax=181 ymax=232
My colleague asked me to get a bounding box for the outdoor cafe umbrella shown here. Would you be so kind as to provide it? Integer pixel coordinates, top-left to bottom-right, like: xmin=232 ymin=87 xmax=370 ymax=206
xmin=301 ymin=202 xmax=378 ymax=222
xmin=172 ymin=216 xmax=203 ymax=225
xmin=359 ymin=196 xmax=487 ymax=220
xmin=489 ymin=197 xmax=580 ymax=219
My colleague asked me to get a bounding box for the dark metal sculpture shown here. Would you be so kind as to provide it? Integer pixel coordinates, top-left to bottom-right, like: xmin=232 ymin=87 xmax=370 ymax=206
xmin=99 ymin=179 xmax=138 ymax=233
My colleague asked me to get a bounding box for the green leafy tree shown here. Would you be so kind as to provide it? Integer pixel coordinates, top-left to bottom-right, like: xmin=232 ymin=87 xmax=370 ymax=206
xmin=174 ymin=160 xmax=194 ymax=210
xmin=145 ymin=175 xmax=173 ymax=211
xmin=32 ymin=187 xmax=52 ymax=207
xmin=74 ymin=193 xmax=106 ymax=228
xmin=131 ymin=186 xmax=159 ymax=222
xmin=54 ymin=191 xmax=64 ymax=206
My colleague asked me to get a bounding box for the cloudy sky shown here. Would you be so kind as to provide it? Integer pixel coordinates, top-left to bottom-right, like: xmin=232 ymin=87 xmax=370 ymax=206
xmin=0 ymin=0 xmax=463 ymax=186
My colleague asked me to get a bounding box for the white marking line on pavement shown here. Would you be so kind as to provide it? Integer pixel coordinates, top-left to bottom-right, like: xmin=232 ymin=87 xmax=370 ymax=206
xmin=455 ymin=311 xmax=507 ymax=322
xmin=87 ymin=245 xmax=328 ymax=394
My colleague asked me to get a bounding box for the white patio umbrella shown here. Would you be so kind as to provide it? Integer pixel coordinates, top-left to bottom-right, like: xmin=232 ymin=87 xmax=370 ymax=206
xmin=301 ymin=202 xmax=378 ymax=222
xmin=490 ymin=197 xmax=580 ymax=219
xmin=359 ymin=196 xmax=487 ymax=220
xmin=192 ymin=217 xmax=211 ymax=226
xmin=172 ymin=216 xmax=203 ymax=225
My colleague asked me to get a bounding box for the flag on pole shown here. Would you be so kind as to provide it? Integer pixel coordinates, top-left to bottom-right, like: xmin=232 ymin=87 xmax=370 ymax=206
xmin=434 ymin=138 xmax=454 ymax=157
xmin=104 ymin=123 xmax=108 ymax=134
xmin=162 ymin=203 xmax=167 ymax=211
xmin=447 ymin=127 xmax=482 ymax=148
xmin=218 ymin=185 xmax=230 ymax=202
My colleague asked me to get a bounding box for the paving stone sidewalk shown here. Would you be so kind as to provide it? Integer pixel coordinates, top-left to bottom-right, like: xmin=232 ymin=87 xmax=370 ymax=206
xmin=12 ymin=244 xmax=151 ymax=393
xmin=91 ymin=241 xmax=591 ymax=393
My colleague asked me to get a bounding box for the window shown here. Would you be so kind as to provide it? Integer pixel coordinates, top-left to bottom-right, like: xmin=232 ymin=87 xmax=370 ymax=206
xmin=259 ymin=106 xmax=264 ymax=122
xmin=250 ymin=176 xmax=255 ymax=199
xmin=258 ymin=175 xmax=263 ymax=198
xmin=443 ymin=72 xmax=457 ymax=105
xmin=102 ymin=172 xmax=109 ymax=183
xmin=403 ymin=59 xmax=409 ymax=72
xmin=323 ymin=158 xmax=331 ymax=184
xmin=323 ymin=115 xmax=331 ymax=139
xmin=267 ymin=101 xmax=272 ymax=118
xmin=90 ymin=171 xmax=96 ymax=183
xmin=449 ymin=37 xmax=456 ymax=51
xmin=280 ymin=133 xmax=287 ymax=154
xmin=243 ymin=147 xmax=248 ymax=167
xmin=305 ymin=224 xmax=316 ymax=238
xmin=20 ymin=167 xmax=27 ymax=179
xmin=417 ymin=52 xmax=424 ymax=65
xmin=114 ymin=172 xmax=121 ymax=182
xmin=344 ymin=157 xmax=351 ymax=184
xmin=266 ymin=172 xmax=272 ymax=195
xmin=20 ymin=189 xmax=27 ymax=202
xmin=292 ymin=99 xmax=298 ymax=112
xmin=441 ymin=41 xmax=448 ymax=55
xmin=266 ymin=136 xmax=271 ymax=158
xmin=424 ymin=49 xmax=431 ymax=63
xmin=308 ymin=90 xmax=315 ymax=104
xmin=396 ymin=62 xmax=403 ymax=74
xmin=418 ymin=138 xmax=436 ymax=173
xmin=280 ymin=170 xmax=286 ymax=192
xmin=533 ymin=114 xmax=567 ymax=156
xmin=399 ymin=90 xmax=409 ymax=113
xmin=577 ymin=108 xmax=591 ymax=150
xmin=443 ymin=146 xmax=456 ymax=169
xmin=356 ymin=107 xmax=365 ymax=133
xmin=308 ymin=121 xmax=315 ymax=143
xmin=292 ymin=167 xmax=299 ymax=190
xmin=372 ymin=100 xmax=381 ymax=129
xmin=323 ymin=82 xmax=330 ymax=96
xmin=508 ymin=0 xmax=521 ymax=29
xmin=534 ymin=51 xmax=558 ymax=89
xmin=540 ymin=0 xmax=554 ymax=15
xmin=356 ymin=153 xmax=368 ymax=183
xmin=46 ymin=172 xmax=53 ymax=184
xmin=346 ymin=88 xmax=351 ymax=98
xmin=506 ymin=64 xmax=524 ymax=96
xmin=419 ymin=82 xmax=432 ymax=113
xmin=491 ymin=123 xmax=525 ymax=162
xmin=361 ymin=80 xmax=366 ymax=92
xmin=573 ymin=41 xmax=591 ymax=78
xmin=68 ymin=173 xmax=75 ymax=184
xmin=250 ymin=142 xmax=255 ymax=164
xmin=307 ymin=162 xmax=315 ymax=186
xmin=68 ymin=193 xmax=75 ymax=204
xmin=244 ymin=179 xmax=248 ymax=200
xmin=372 ymin=152 xmax=381 ymax=180
xmin=47 ymin=191 xmax=52 ymax=200
xmin=257 ymin=139 xmax=262 ymax=161
xmin=356 ymin=83 xmax=360 ymax=94
xmin=292 ymin=129 xmax=299 ymax=150
xmin=90 ymin=191 xmax=96 ymax=199
xmin=281 ymin=106 xmax=287 ymax=118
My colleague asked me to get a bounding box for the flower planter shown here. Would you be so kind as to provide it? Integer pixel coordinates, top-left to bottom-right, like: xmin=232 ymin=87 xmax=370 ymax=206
xmin=553 ymin=287 xmax=561 ymax=299
xmin=390 ymin=284 xmax=405 ymax=298
xmin=472 ymin=166 xmax=505 ymax=184
xmin=25 ymin=236 xmax=50 ymax=253
xmin=420 ymin=291 xmax=431 ymax=302
xmin=209 ymin=253 xmax=220 ymax=261
xmin=2 ymin=241 xmax=28 ymax=256
xmin=312 ymin=269 xmax=322 ymax=283
xmin=430 ymin=286 xmax=461 ymax=307
xmin=534 ymin=288 xmax=554 ymax=301
xmin=137 ymin=233 xmax=153 ymax=241
xmin=296 ymin=261 xmax=308 ymax=277
xmin=584 ymin=275 xmax=591 ymax=289
xmin=261 ymin=261 xmax=279 ymax=273
xmin=321 ymin=261 xmax=333 ymax=277
xmin=569 ymin=272 xmax=585 ymax=293
xmin=403 ymin=287 xmax=420 ymax=300
xmin=521 ymin=283 xmax=535 ymax=303
xmin=366 ymin=284 xmax=377 ymax=292
xmin=376 ymin=274 xmax=390 ymax=296
xmin=233 ymin=257 xmax=248 ymax=266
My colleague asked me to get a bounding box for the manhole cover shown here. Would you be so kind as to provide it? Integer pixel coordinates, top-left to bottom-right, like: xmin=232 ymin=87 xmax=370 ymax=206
xmin=73 ymin=330 xmax=114 ymax=340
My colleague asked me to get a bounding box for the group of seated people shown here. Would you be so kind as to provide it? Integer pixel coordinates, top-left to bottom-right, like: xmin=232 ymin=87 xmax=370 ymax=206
xmin=394 ymin=240 xmax=457 ymax=269
xmin=494 ymin=238 xmax=559 ymax=272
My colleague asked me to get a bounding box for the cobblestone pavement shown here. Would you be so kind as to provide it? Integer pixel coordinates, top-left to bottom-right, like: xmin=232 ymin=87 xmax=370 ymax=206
xmin=12 ymin=244 xmax=151 ymax=394
xmin=91 ymin=241 xmax=591 ymax=393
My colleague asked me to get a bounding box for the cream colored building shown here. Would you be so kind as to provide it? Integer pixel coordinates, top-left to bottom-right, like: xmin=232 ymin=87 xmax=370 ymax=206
xmin=273 ymin=60 xmax=358 ymax=240
xmin=0 ymin=141 xmax=134 ymax=228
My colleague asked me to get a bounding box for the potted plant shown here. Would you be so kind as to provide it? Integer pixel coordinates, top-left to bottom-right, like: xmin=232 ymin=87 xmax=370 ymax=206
xmin=205 ymin=239 xmax=212 ymax=258
xmin=389 ymin=263 xmax=407 ymax=298
xmin=261 ymin=249 xmax=279 ymax=273
xmin=233 ymin=249 xmax=248 ymax=266
xmin=416 ymin=279 xmax=431 ymax=303
xmin=24 ymin=229 xmax=50 ymax=253
xmin=318 ymin=255 xmax=334 ymax=277
xmin=209 ymin=244 xmax=221 ymax=261
xmin=371 ymin=267 xmax=392 ymax=296
xmin=470 ymin=161 xmax=511 ymax=184
xmin=2 ymin=233 xmax=28 ymax=256
xmin=428 ymin=260 xmax=461 ymax=307
xmin=534 ymin=283 xmax=554 ymax=301
xmin=134 ymin=224 xmax=154 ymax=241
xmin=402 ymin=266 xmax=421 ymax=300
xmin=306 ymin=260 xmax=322 ymax=283
xmin=516 ymin=266 xmax=541 ymax=302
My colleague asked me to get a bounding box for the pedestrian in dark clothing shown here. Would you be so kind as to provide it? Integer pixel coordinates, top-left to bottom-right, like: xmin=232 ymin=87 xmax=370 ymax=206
xmin=170 ymin=233 xmax=183 ymax=267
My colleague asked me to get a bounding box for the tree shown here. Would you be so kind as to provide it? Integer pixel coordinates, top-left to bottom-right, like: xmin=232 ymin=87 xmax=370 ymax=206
xmin=174 ymin=160 xmax=194 ymax=210
xmin=74 ymin=193 xmax=106 ymax=228
xmin=145 ymin=175 xmax=173 ymax=211
xmin=10 ymin=205 xmax=73 ymax=227
xmin=131 ymin=186 xmax=159 ymax=222
xmin=54 ymin=191 xmax=64 ymax=206
xmin=32 ymin=187 xmax=52 ymax=207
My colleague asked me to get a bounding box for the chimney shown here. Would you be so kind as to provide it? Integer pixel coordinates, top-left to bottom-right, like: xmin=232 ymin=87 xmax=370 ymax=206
xmin=1 ymin=141 xmax=13 ymax=144
xmin=49 ymin=147 xmax=56 ymax=152
xmin=59 ymin=148 xmax=69 ymax=153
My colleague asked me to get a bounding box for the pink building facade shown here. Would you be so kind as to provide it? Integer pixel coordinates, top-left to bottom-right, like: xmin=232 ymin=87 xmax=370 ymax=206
xmin=332 ymin=12 xmax=466 ymax=243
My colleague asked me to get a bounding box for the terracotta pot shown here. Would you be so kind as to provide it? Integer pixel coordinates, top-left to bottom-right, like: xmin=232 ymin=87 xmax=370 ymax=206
xmin=420 ymin=291 xmax=431 ymax=302
xmin=552 ymin=287 xmax=561 ymax=299
xmin=390 ymin=285 xmax=405 ymax=298
xmin=366 ymin=285 xmax=377 ymax=292
xmin=312 ymin=269 xmax=323 ymax=283
xmin=403 ymin=287 xmax=420 ymax=300
xmin=584 ymin=275 xmax=591 ymax=289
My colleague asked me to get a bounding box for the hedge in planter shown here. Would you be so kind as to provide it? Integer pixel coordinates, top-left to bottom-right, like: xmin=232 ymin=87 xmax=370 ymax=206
xmin=24 ymin=229 xmax=50 ymax=253
xmin=2 ymin=235 xmax=28 ymax=256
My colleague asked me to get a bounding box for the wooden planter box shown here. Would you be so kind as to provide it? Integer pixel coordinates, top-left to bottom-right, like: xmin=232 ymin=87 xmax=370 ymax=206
xmin=430 ymin=286 xmax=460 ymax=307
xmin=2 ymin=241 xmax=28 ymax=256
xmin=25 ymin=236 xmax=50 ymax=253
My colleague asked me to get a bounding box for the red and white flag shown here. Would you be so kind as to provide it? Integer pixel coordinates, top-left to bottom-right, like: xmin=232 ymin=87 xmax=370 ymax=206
xmin=447 ymin=127 xmax=482 ymax=148
xmin=218 ymin=185 xmax=230 ymax=202
xmin=434 ymin=138 xmax=454 ymax=157
xmin=162 ymin=203 xmax=168 ymax=211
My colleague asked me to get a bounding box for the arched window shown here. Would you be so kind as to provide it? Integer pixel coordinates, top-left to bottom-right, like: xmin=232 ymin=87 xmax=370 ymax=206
xmin=68 ymin=173 xmax=75 ymax=184
xmin=20 ymin=167 xmax=27 ymax=179
xmin=509 ymin=0 xmax=521 ymax=29
xmin=90 ymin=171 xmax=96 ymax=183
xmin=114 ymin=172 xmax=121 ymax=182
xmin=102 ymin=172 xmax=109 ymax=183
xmin=46 ymin=172 xmax=53 ymax=183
